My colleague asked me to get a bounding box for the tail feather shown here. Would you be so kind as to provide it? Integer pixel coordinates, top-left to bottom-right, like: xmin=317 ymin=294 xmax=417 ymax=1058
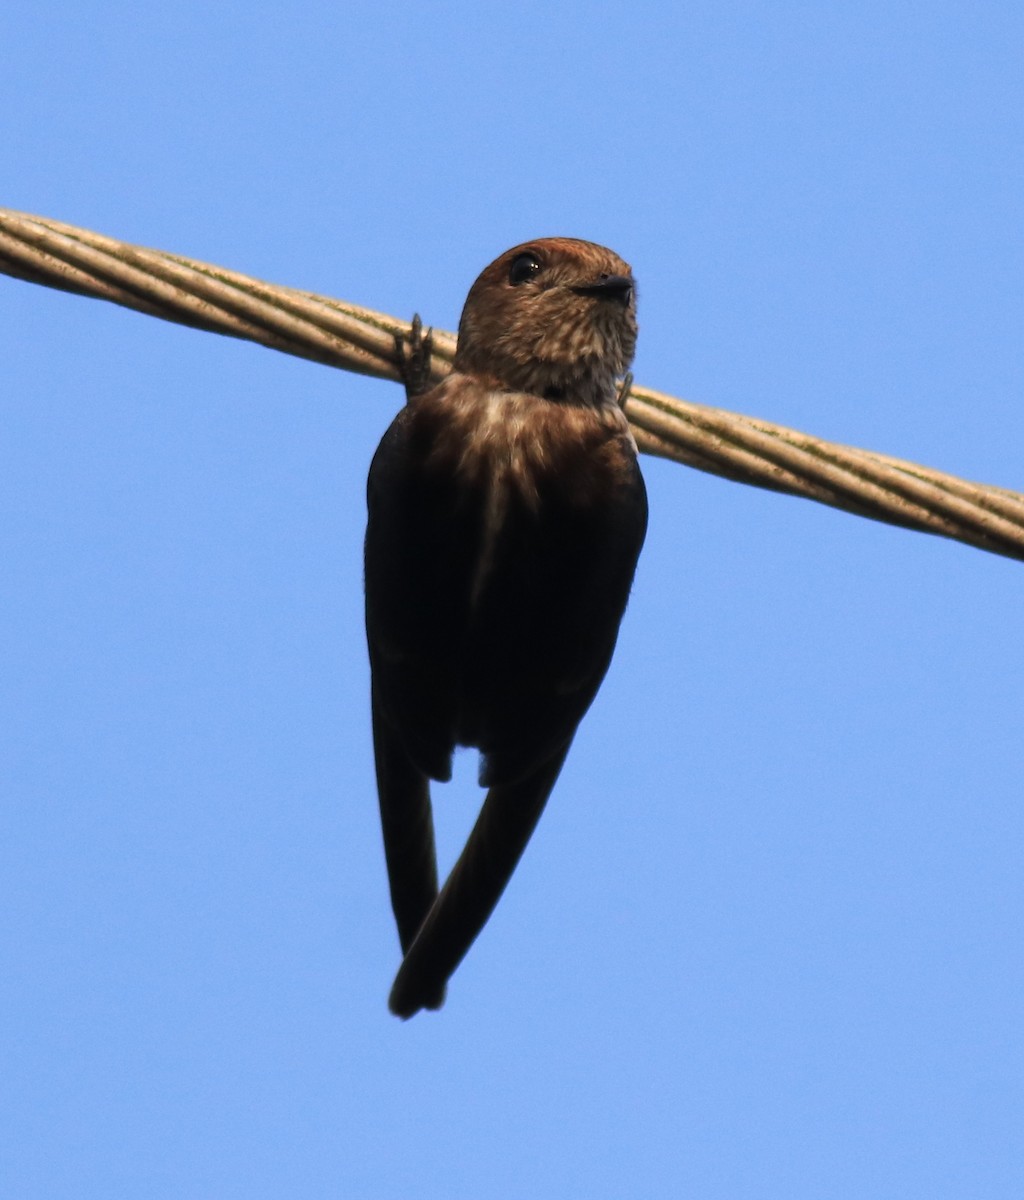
xmin=372 ymin=689 xmax=441 ymax=971
xmin=388 ymin=744 xmax=571 ymax=1019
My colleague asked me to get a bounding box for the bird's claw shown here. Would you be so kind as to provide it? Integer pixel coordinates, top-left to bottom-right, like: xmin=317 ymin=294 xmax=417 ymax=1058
xmin=394 ymin=313 xmax=435 ymax=402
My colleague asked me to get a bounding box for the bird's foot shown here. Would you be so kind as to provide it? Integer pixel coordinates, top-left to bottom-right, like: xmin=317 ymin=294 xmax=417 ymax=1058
xmin=394 ymin=313 xmax=435 ymax=402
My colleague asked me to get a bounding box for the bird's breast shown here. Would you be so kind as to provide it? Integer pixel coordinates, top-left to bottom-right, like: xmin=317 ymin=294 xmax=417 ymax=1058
xmin=410 ymin=374 xmax=642 ymax=622
xmin=417 ymin=375 xmax=638 ymax=510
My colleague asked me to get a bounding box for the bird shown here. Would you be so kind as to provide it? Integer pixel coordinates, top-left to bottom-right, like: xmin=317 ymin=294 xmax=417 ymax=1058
xmin=364 ymin=237 xmax=648 ymax=1018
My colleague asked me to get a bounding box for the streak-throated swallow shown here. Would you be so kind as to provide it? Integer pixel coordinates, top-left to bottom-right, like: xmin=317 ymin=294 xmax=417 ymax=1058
xmin=365 ymin=238 xmax=647 ymax=1017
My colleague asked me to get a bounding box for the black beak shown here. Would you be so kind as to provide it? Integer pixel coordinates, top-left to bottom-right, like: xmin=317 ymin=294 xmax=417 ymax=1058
xmin=572 ymin=273 xmax=634 ymax=307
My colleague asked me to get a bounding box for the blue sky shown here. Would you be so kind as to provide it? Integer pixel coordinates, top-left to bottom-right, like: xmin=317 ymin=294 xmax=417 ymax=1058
xmin=2 ymin=4 xmax=1022 ymax=1197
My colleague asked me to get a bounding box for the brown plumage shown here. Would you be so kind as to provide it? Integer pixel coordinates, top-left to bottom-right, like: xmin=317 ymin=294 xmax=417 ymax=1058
xmin=365 ymin=238 xmax=647 ymax=1017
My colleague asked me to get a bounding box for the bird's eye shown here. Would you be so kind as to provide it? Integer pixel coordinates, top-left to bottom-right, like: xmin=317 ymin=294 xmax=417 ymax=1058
xmin=508 ymin=252 xmax=542 ymax=286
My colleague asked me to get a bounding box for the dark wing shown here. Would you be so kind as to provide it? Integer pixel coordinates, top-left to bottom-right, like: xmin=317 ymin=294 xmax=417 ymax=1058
xmin=365 ymin=404 xmax=480 ymax=780
xmin=469 ymin=450 xmax=648 ymax=787
xmin=365 ymin=402 xmax=481 ymax=965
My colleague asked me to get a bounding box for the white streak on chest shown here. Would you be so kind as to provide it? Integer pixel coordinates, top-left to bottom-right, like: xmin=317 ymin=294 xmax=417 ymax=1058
xmin=464 ymin=392 xmax=534 ymax=611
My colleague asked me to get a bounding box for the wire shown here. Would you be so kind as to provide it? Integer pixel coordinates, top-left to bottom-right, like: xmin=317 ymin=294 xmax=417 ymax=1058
xmin=2 ymin=207 xmax=1021 ymax=563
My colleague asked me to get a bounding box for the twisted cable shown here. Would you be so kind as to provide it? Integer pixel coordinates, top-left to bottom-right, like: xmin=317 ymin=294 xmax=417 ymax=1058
xmin=2 ymin=208 xmax=1022 ymax=563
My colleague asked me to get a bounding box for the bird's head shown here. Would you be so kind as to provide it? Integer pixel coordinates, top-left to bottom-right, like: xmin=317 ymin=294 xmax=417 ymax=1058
xmin=453 ymin=238 xmax=637 ymax=405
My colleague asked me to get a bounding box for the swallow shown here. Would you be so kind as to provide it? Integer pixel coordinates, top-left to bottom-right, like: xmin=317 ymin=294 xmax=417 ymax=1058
xmin=365 ymin=238 xmax=647 ymax=1017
